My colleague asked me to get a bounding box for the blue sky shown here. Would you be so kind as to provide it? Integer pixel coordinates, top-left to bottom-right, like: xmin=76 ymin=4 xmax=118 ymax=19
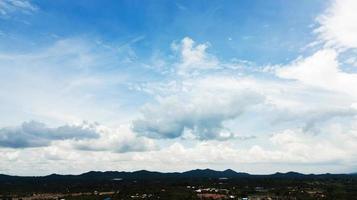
xmin=1 ymin=0 xmax=357 ymax=175
xmin=1 ymin=0 xmax=326 ymax=62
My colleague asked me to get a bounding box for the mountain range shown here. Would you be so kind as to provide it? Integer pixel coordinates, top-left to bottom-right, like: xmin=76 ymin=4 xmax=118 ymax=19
xmin=1 ymin=169 xmax=356 ymax=181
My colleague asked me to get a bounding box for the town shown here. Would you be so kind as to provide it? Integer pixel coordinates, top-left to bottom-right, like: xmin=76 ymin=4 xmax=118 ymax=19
xmin=1 ymin=170 xmax=356 ymax=200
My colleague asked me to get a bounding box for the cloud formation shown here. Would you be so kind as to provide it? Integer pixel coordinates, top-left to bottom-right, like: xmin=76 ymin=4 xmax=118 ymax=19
xmin=0 ymin=121 xmax=99 ymax=148
xmin=128 ymin=123 xmax=357 ymax=173
xmin=73 ymin=124 xmax=156 ymax=153
xmin=316 ymin=0 xmax=357 ymax=49
xmin=2 ymin=0 xmax=357 ymax=175
xmin=172 ymin=37 xmax=218 ymax=75
xmin=276 ymin=49 xmax=357 ymax=98
xmin=0 ymin=121 xmax=156 ymax=154
xmin=133 ymin=77 xmax=264 ymax=140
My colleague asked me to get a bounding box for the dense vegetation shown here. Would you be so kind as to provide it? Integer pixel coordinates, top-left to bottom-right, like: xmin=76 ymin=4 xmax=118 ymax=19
xmin=1 ymin=169 xmax=357 ymax=199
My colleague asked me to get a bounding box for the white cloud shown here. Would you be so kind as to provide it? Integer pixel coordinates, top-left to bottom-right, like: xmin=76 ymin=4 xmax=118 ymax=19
xmin=73 ymin=124 xmax=157 ymax=153
xmin=0 ymin=121 xmax=99 ymax=148
xmin=131 ymin=113 xmax=357 ymax=173
xmin=0 ymin=120 xmax=156 ymax=156
xmin=316 ymin=0 xmax=357 ymax=49
xmin=2 ymin=122 xmax=357 ymax=175
xmin=130 ymin=31 xmax=357 ymax=173
xmin=269 ymin=129 xmax=348 ymax=163
xmin=134 ymin=67 xmax=357 ymax=141
xmin=276 ymin=49 xmax=357 ymax=98
xmin=265 ymin=0 xmax=357 ymax=171
xmin=173 ymin=37 xmax=218 ymax=75
xmin=133 ymin=76 xmax=264 ymax=140
xmin=127 ymin=126 xmax=357 ymax=174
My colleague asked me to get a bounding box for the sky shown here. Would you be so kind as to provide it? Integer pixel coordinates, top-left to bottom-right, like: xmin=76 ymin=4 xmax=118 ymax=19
xmin=1 ymin=0 xmax=357 ymax=176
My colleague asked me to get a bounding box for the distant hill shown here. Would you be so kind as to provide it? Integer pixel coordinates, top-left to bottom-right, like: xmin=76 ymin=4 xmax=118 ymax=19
xmin=0 ymin=169 xmax=356 ymax=181
xmin=181 ymin=169 xmax=249 ymax=178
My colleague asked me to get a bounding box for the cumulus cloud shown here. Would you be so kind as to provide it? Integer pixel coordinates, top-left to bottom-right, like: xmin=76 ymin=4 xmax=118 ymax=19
xmin=276 ymin=49 xmax=357 ymax=98
xmin=316 ymin=0 xmax=357 ymax=49
xmin=0 ymin=121 xmax=156 ymax=154
xmin=266 ymin=0 xmax=357 ymax=170
xmin=172 ymin=37 xmax=218 ymax=75
xmin=133 ymin=63 xmax=357 ymax=142
xmin=73 ymin=124 xmax=156 ymax=153
xmin=133 ymin=37 xmax=357 ymax=142
xmin=133 ymin=77 xmax=264 ymax=140
xmin=271 ymin=48 xmax=357 ymax=134
xmin=2 ymin=120 xmax=357 ymax=175
xmin=269 ymin=122 xmax=357 ymax=165
xmin=129 ymin=124 xmax=357 ymax=173
xmin=130 ymin=3 xmax=357 ymax=169
xmin=133 ymin=112 xmax=357 ymax=173
xmin=273 ymin=0 xmax=357 ymax=137
xmin=0 ymin=121 xmax=99 ymax=148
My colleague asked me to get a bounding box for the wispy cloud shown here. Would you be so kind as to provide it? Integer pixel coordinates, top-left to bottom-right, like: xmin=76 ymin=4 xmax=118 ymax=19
xmin=0 ymin=0 xmax=37 ymax=18
xmin=0 ymin=38 xmax=134 ymax=126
